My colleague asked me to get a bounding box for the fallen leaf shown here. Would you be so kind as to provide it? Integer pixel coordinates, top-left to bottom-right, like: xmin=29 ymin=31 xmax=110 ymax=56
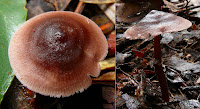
xmin=99 ymin=57 xmax=115 ymax=70
xmin=93 ymin=71 xmax=115 ymax=81
xmin=168 ymin=56 xmax=200 ymax=73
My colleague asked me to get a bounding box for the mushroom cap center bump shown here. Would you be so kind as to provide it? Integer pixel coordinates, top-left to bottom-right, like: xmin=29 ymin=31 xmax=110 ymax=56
xmin=29 ymin=16 xmax=86 ymax=73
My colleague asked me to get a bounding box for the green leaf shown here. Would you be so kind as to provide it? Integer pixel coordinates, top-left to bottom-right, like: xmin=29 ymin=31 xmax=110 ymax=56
xmin=0 ymin=0 xmax=27 ymax=103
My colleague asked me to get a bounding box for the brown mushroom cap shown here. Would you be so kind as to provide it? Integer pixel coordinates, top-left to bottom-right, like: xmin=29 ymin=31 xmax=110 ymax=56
xmin=8 ymin=11 xmax=108 ymax=97
xmin=124 ymin=10 xmax=192 ymax=40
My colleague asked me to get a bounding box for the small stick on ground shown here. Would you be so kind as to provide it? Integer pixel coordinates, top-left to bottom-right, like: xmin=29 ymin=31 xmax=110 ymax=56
xmin=74 ymin=1 xmax=85 ymax=14
xmin=117 ymin=67 xmax=139 ymax=85
xmin=178 ymin=88 xmax=185 ymax=97
xmin=181 ymin=86 xmax=200 ymax=91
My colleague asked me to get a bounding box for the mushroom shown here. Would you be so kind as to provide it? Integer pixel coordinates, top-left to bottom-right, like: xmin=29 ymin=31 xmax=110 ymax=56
xmin=124 ymin=10 xmax=192 ymax=102
xmin=8 ymin=11 xmax=108 ymax=97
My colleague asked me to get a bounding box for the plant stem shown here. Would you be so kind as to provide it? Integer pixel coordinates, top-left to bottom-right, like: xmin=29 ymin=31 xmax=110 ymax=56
xmin=154 ymin=35 xmax=169 ymax=102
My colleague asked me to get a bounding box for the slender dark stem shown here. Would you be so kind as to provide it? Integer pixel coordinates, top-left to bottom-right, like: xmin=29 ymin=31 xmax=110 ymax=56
xmin=154 ymin=35 xmax=169 ymax=102
xmin=154 ymin=35 xmax=162 ymax=63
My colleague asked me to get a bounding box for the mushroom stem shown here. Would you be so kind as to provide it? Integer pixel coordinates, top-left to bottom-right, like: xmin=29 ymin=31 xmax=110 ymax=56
xmin=74 ymin=1 xmax=85 ymax=14
xmin=154 ymin=35 xmax=162 ymax=63
xmin=154 ymin=35 xmax=169 ymax=102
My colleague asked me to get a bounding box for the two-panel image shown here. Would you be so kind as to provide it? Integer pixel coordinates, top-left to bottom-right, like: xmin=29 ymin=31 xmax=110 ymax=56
xmin=0 ymin=0 xmax=199 ymax=109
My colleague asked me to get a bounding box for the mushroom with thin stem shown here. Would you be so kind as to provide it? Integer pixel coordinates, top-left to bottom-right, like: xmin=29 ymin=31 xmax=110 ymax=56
xmin=8 ymin=11 xmax=108 ymax=97
xmin=124 ymin=10 xmax=192 ymax=102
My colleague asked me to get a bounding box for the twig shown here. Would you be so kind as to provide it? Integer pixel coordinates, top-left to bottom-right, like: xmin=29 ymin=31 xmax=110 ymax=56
xmin=183 ymin=38 xmax=189 ymax=49
xmin=165 ymin=44 xmax=182 ymax=52
xmin=149 ymin=75 xmax=156 ymax=80
xmin=181 ymin=85 xmax=200 ymax=91
xmin=117 ymin=67 xmax=139 ymax=85
xmin=189 ymin=40 xmax=198 ymax=48
xmin=74 ymin=1 xmax=85 ymax=14
xmin=169 ymin=90 xmax=174 ymax=98
xmin=188 ymin=5 xmax=200 ymax=10
xmin=178 ymin=88 xmax=185 ymax=97
xmin=45 ymin=0 xmax=59 ymax=11
xmin=183 ymin=0 xmax=189 ymax=9
xmin=157 ymin=100 xmax=180 ymax=106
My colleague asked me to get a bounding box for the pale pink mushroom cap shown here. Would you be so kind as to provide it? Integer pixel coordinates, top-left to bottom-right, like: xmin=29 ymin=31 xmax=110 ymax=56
xmin=8 ymin=11 xmax=108 ymax=97
xmin=124 ymin=10 xmax=192 ymax=40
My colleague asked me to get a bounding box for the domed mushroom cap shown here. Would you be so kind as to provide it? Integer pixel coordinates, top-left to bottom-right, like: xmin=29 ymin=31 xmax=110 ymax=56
xmin=124 ymin=10 xmax=192 ymax=40
xmin=8 ymin=11 xmax=108 ymax=97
